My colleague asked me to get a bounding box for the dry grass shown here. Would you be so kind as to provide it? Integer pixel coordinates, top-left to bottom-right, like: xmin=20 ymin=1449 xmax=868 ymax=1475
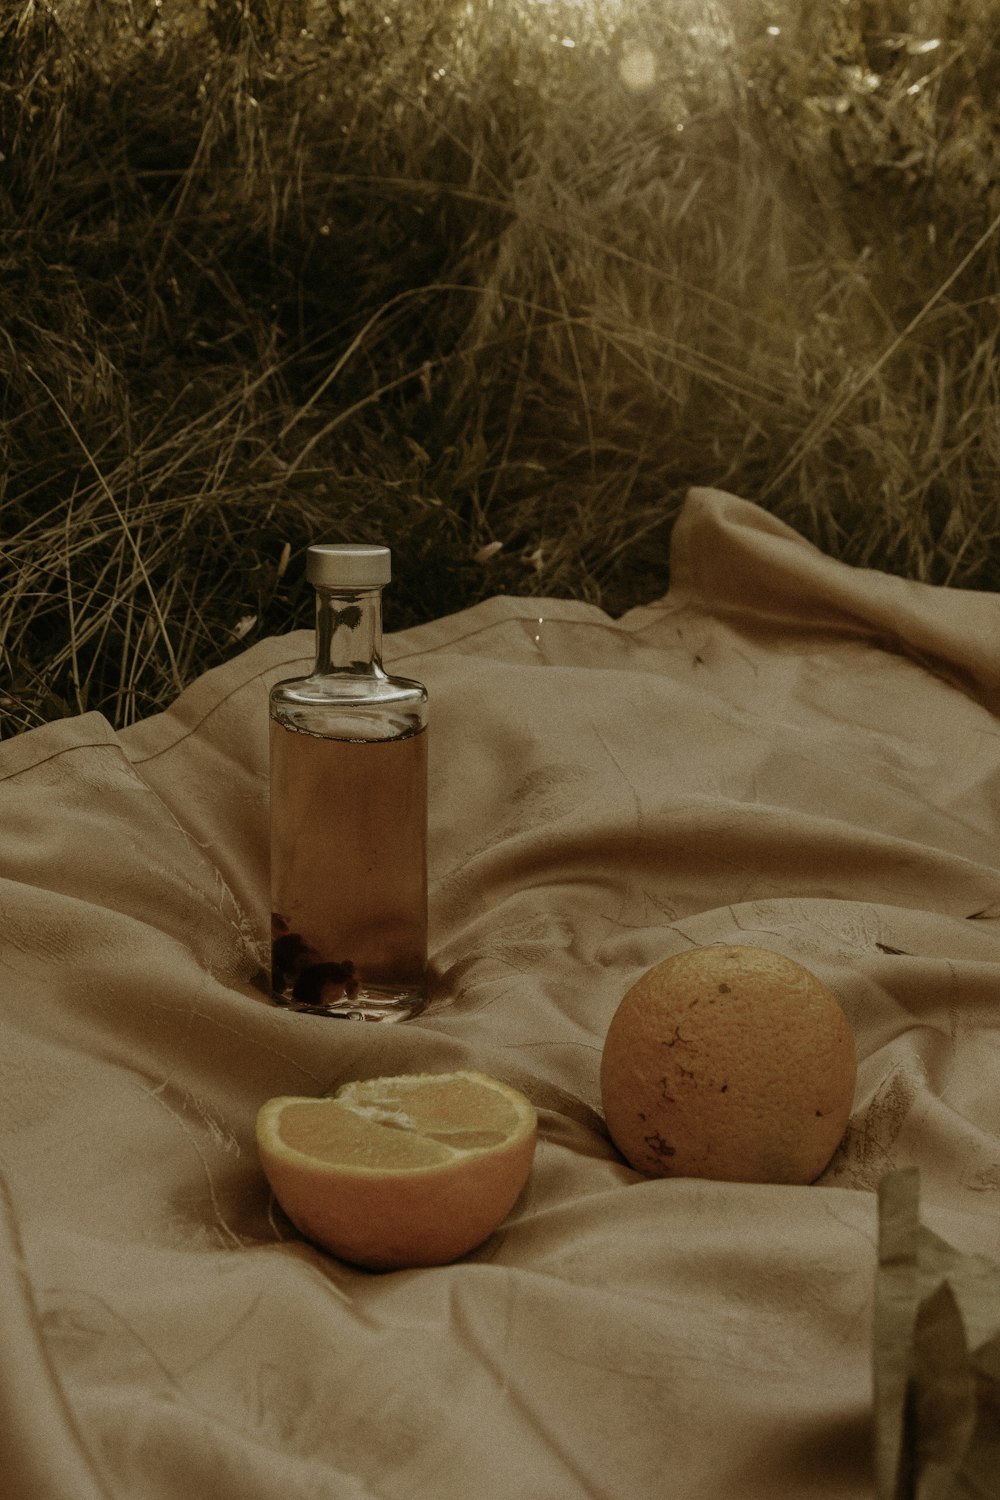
xmin=3 ymin=0 xmax=1000 ymax=735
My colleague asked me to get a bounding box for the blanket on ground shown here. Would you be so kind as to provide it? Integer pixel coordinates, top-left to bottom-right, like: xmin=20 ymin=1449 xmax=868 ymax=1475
xmin=2 ymin=487 xmax=998 ymax=1500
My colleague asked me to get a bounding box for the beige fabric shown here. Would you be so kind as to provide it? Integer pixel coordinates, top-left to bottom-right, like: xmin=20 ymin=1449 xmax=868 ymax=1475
xmin=2 ymin=487 xmax=999 ymax=1499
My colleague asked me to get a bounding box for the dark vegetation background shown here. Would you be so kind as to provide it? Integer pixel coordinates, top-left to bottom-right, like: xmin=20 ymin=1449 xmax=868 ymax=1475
xmin=3 ymin=0 xmax=1000 ymax=734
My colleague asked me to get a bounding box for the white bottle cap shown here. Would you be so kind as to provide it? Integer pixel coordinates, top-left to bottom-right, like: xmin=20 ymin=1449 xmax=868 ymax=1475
xmin=306 ymin=544 xmax=391 ymax=588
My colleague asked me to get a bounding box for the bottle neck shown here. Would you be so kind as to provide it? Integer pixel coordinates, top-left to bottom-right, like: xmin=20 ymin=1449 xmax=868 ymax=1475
xmin=313 ymin=586 xmax=384 ymax=675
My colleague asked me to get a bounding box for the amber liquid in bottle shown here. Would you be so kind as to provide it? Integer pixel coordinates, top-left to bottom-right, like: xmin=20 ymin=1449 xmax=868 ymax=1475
xmin=269 ymin=545 xmax=428 ymax=1021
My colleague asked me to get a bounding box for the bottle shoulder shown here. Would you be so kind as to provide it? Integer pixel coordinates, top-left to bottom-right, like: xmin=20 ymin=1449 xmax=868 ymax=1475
xmin=269 ymin=669 xmax=427 ymax=741
xmin=270 ymin=669 xmax=426 ymax=705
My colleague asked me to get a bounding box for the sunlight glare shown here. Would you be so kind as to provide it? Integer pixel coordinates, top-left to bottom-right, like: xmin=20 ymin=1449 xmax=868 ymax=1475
xmin=619 ymin=46 xmax=656 ymax=92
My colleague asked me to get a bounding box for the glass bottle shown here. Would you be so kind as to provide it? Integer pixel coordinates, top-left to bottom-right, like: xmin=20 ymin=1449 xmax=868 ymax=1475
xmin=268 ymin=544 xmax=428 ymax=1021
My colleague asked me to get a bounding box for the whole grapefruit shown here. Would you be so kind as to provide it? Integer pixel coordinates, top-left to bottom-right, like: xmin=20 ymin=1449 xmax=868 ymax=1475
xmin=600 ymin=945 xmax=856 ymax=1184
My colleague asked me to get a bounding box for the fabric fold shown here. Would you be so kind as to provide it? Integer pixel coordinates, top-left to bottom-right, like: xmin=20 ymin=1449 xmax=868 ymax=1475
xmin=0 ymin=1177 xmax=112 ymax=1500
